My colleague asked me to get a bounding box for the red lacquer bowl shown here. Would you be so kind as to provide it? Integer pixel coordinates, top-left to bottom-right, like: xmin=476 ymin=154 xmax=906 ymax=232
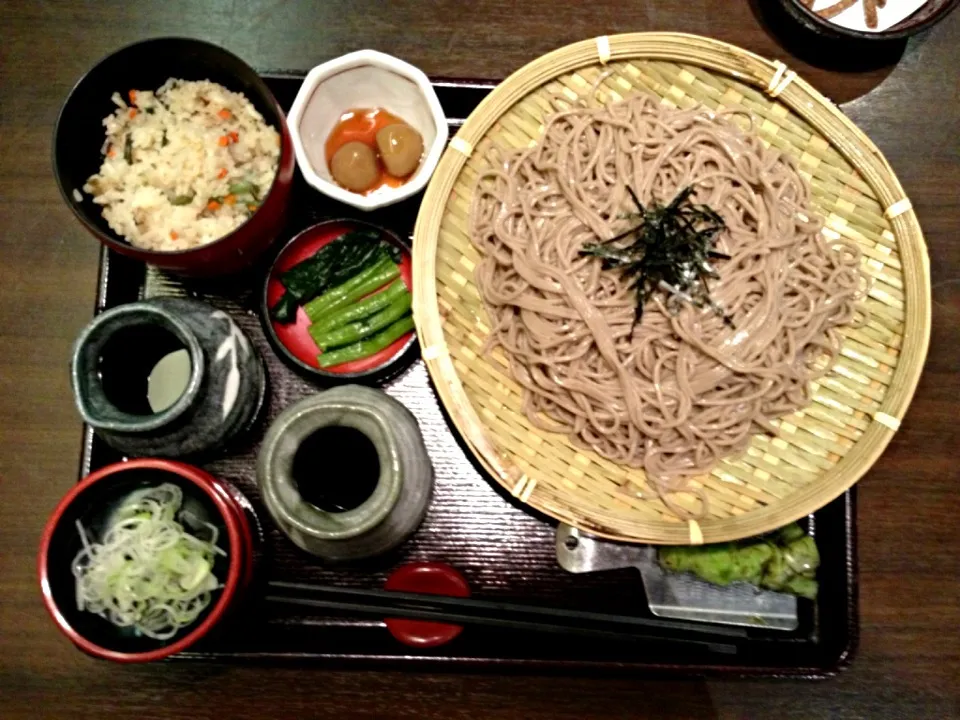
xmin=52 ymin=37 xmax=295 ymax=276
xmin=38 ymin=459 xmax=257 ymax=663
xmin=260 ymin=219 xmax=418 ymax=384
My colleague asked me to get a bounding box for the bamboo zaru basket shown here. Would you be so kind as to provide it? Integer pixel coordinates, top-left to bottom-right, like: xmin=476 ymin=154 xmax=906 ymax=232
xmin=412 ymin=33 xmax=930 ymax=544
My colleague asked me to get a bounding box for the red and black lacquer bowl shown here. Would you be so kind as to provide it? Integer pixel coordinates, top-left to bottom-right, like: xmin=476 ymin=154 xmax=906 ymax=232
xmin=260 ymin=219 xmax=419 ymax=384
xmin=38 ymin=459 xmax=259 ymax=662
xmin=52 ymin=37 xmax=296 ymax=276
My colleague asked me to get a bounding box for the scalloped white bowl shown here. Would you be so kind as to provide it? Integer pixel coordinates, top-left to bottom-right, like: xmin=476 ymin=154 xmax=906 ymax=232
xmin=287 ymin=50 xmax=448 ymax=211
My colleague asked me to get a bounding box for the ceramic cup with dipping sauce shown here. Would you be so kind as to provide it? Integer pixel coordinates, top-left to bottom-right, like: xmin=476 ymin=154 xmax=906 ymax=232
xmin=286 ymin=50 xmax=448 ymax=211
xmin=71 ymin=298 xmax=266 ymax=458
xmin=257 ymin=386 xmax=434 ymax=561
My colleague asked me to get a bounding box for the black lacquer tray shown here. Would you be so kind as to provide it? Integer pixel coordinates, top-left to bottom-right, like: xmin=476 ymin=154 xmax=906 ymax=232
xmin=78 ymin=74 xmax=858 ymax=677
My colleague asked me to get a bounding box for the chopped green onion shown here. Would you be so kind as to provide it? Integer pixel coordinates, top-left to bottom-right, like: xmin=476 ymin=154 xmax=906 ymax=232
xmin=71 ymin=483 xmax=224 ymax=640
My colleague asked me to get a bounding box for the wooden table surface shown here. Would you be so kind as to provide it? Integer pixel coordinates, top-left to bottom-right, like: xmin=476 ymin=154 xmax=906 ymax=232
xmin=2 ymin=2 xmax=958 ymax=718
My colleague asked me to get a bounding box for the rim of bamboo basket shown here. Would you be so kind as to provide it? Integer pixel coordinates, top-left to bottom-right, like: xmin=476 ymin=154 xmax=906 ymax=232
xmin=412 ymin=32 xmax=931 ymax=544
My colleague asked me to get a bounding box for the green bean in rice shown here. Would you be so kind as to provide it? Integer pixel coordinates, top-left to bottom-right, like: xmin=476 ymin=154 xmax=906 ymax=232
xmin=83 ymin=79 xmax=281 ymax=252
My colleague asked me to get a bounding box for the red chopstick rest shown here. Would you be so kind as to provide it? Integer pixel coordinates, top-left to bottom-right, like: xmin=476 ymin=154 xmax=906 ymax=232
xmin=383 ymin=562 xmax=470 ymax=648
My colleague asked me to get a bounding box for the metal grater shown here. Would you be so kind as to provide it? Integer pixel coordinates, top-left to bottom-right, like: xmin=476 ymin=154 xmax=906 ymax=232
xmin=556 ymin=524 xmax=798 ymax=631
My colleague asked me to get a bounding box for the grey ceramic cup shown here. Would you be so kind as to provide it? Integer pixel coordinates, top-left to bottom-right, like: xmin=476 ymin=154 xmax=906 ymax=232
xmin=257 ymin=386 xmax=434 ymax=561
xmin=71 ymin=298 xmax=266 ymax=458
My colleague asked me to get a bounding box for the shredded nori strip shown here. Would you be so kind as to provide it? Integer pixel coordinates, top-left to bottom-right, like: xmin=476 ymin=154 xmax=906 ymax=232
xmin=270 ymin=230 xmax=402 ymax=323
xmin=580 ymin=186 xmax=733 ymax=327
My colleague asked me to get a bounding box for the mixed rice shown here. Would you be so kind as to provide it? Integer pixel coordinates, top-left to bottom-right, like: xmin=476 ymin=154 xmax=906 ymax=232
xmin=83 ymin=78 xmax=281 ymax=252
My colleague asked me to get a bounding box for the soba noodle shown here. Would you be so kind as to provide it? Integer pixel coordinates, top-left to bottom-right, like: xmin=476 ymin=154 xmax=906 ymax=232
xmin=470 ymin=93 xmax=865 ymax=517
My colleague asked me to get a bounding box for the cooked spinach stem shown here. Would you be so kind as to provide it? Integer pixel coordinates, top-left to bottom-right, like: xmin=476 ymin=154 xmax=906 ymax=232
xmin=270 ymin=229 xmax=388 ymax=323
xmin=124 ymin=134 xmax=134 ymax=164
xmin=309 ymin=278 xmax=409 ymax=334
xmin=317 ymin=315 xmax=415 ymax=369
xmin=303 ymin=259 xmax=400 ymax=323
xmin=310 ymin=292 xmax=412 ymax=350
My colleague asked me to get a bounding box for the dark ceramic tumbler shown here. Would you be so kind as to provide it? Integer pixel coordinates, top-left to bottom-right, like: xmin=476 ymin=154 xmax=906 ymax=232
xmin=71 ymin=298 xmax=266 ymax=458
xmin=257 ymin=386 xmax=434 ymax=561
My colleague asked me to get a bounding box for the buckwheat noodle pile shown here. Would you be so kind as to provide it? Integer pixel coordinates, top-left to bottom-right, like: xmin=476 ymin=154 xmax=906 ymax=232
xmin=470 ymin=93 xmax=865 ymax=518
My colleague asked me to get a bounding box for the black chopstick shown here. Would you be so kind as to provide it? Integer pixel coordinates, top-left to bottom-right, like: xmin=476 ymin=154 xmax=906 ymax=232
xmin=266 ymin=580 xmax=745 ymax=653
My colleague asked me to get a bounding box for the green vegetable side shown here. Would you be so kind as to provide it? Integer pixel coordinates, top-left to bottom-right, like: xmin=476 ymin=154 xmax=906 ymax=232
xmin=310 ymin=292 xmax=412 ymax=351
xmin=318 ymin=315 xmax=416 ymax=369
xmin=658 ymin=523 xmax=820 ymax=599
xmin=309 ymin=278 xmax=407 ymax=334
xmin=304 ymin=258 xmax=400 ymax=322
xmin=271 ymin=229 xmax=414 ymax=369
xmin=271 ymin=229 xmax=398 ymax=323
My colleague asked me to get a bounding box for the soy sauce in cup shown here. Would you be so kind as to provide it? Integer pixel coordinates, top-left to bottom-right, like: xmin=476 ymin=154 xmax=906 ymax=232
xmin=291 ymin=425 xmax=381 ymax=512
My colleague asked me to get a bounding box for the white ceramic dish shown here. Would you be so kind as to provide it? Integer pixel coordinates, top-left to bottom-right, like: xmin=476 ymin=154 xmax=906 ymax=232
xmin=287 ymin=50 xmax=449 ymax=211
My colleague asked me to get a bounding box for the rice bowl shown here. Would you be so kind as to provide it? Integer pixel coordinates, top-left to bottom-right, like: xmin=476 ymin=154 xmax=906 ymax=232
xmin=83 ymin=79 xmax=281 ymax=252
